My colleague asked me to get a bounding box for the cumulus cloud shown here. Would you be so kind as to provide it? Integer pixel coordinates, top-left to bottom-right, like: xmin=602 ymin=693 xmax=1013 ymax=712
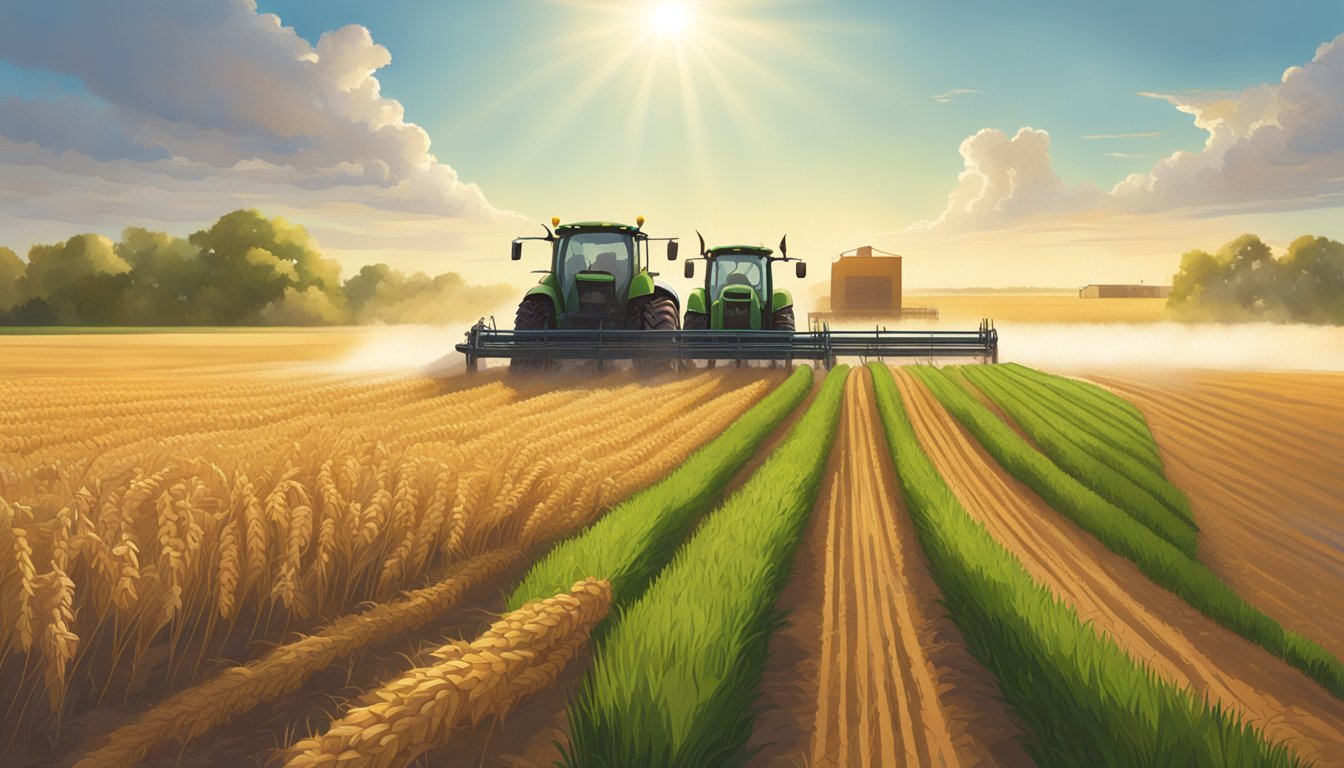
xmin=0 ymin=0 xmax=515 ymax=263
xmin=910 ymin=127 xmax=1102 ymax=231
xmin=917 ymin=33 xmax=1344 ymax=233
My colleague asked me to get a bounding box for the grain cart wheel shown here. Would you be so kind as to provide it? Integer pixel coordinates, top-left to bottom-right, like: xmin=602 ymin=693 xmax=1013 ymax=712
xmin=629 ymin=295 xmax=680 ymax=373
xmin=510 ymin=296 xmax=556 ymax=372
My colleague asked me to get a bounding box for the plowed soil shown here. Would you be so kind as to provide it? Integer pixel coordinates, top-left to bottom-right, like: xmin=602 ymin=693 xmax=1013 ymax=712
xmin=1092 ymin=372 xmax=1344 ymax=659
xmin=749 ymin=369 xmax=1028 ymax=768
xmin=891 ymin=367 xmax=1344 ymax=767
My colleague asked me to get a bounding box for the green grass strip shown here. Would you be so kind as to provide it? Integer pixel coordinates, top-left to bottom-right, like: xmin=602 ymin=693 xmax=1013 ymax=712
xmin=1006 ymin=362 xmax=1155 ymax=443
xmin=869 ymin=363 xmax=1301 ymax=767
xmin=562 ymin=366 xmax=849 ymax=768
xmin=912 ymin=364 xmax=1344 ymax=700
xmin=507 ymin=365 xmax=815 ymax=611
xmin=1000 ymin=363 xmax=1162 ymax=469
xmin=976 ymin=365 xmax=1195 ymax=525
xmin=960 ymin=365 xmax=1198 ymax=555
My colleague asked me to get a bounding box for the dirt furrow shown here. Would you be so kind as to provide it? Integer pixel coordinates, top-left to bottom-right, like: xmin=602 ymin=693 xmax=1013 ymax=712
xmin=749 ymin=369 xmax=1027 ymax=768
xmin=1090 ymin=374 xmax=1344 ymax=659
xmin=891 ymin=367 xmax=1344 ymax=766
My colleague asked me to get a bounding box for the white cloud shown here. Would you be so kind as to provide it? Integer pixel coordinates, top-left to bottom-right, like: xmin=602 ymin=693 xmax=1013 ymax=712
xmin=0 ymin=0 xmax=518 ymax=266
xmin=909 ymin=127 xmax=1102 ymax=231
xmin=930 ymin=88 xmax=980 ymax=104
xmin=918 ymin=33 xmax=1344 ymax=233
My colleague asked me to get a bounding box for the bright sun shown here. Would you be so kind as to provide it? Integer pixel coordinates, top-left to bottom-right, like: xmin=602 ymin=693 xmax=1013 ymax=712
xmin=650 ymin=2 xmax=691 ymax=38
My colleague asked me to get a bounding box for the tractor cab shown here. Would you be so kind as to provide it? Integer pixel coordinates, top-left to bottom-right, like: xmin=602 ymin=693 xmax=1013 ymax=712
xmin=510 ymin=218 xmax=681 ymax=333
xmin=683 ymin=236 xmax=806 ymax=331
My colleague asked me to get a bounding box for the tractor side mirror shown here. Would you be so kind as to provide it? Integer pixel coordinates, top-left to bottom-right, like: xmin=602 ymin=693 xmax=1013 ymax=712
xmin=795 ymin=261 xmax=807 ymax=279
xmin=668 ymin=241 xmax=679 ymax=261
xmin=684 ymin=261 xmax=695 ymax=279
xmin=510 ymin=241 xmax=523 ymax=261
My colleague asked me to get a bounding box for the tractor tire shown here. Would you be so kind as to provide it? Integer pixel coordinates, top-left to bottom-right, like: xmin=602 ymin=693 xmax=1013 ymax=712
xmin=629 ymin=295 xmax=680 ymax=372
xmin=683 ymin=311 xmax=708 ymax=330
xmin=510 ymin=296 xmax=556 ymax=372
xmin=771 ymin=306 xmax=796 ymax=332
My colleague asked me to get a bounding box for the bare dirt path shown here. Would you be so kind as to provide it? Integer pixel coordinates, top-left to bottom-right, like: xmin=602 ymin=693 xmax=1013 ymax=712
xmin=1091 ymin=372 xmax=1344 ymax=659
xmin=749 ymin=369 xmax=1028 ymax=768
xmin=891 ymin=367 xmax=1344 ymax=767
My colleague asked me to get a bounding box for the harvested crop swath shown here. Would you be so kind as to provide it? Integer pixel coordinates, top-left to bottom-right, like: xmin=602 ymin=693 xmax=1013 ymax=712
xmin=4 ymin=369 xmax=773 ymax=760
xmin=957 ymin=365 xmax=1198 ymax=554
xmin=285 ymin=579 xmax=613 ymax=768
xmin=508 ymin=365 xmax=814 ymax=611
xmin=911 ymin=365 xmax=1344 ymax=701
xmin=869 ymin=364 xmax=1303 ymax=767
xmin=563 ymin=366 xmax=848 ymax=768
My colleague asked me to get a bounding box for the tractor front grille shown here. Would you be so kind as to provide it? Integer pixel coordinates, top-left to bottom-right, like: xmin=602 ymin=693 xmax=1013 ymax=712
xmin=577 ymin=278 xmax=617 ymax=313
xmin=721 ymin=300 xmax=752 ymax=330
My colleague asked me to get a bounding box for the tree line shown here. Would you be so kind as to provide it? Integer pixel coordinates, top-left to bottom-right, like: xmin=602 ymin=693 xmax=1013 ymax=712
xmin=1168 ymin=234 xmax=1344 ymax=324
xmin=0 ymin=209 xmax=512 ymax=326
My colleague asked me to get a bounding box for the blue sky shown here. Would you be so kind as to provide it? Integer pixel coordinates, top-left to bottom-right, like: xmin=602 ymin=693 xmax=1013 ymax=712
xmin=2 ymin=1 xmax=1343 ymax=288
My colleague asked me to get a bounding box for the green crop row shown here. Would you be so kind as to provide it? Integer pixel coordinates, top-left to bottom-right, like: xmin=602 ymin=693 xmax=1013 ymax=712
xmin=982 ymin=364 xmax=1195 ymax=524
xmin=868 ymin=363 xmax=1300 ymax=767
xmin=1004 ymin=363 xmax=1159 ymax=461
xmin=958 ymin=365 xmax=1198 ymax=555
xmin=562 ymin=366 xmax=848 ymax=768
xmin=507 ymin=364 xmax=815 ymax=611
xmin=912 ymin=364 xmax=1344 ymax=699
xmin=1000 ymin=363 xmax=1164 ymax=474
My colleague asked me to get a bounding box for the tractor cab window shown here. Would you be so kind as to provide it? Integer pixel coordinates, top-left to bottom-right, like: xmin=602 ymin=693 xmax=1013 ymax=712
xmin=556 ymin=232 xmax=636 ymax=304
xmin=709 ymin=254 xmax=767 ymax=302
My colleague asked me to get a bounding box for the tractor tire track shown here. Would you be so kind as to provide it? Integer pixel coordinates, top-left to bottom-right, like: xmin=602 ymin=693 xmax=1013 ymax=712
xmin=892 ymin=368 xmax=1344 ymax=767
xmin=750 ymin=369 xmax=1028 ymax=768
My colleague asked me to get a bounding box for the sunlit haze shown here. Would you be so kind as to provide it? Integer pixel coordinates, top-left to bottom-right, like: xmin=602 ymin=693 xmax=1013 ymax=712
xmin=2 ymin=1 xmax=1343 ymax=298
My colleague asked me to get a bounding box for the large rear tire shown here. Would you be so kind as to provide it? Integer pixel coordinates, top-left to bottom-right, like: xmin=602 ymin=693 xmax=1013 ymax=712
xmin=683 ymin=311 xmax=708 ymax=330
xmin=510 ymin=296 xmax=556 ymax=372
xmin=771 ymin=306 xmax=796 ymax=331
xmin=629 ymin=295 xmax=680 ymax=372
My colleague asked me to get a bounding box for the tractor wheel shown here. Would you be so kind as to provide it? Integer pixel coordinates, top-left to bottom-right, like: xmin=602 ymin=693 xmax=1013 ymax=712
xmin=510 ymin=296 xmax=556 ymax=372
xmin=683 ymin=311 xmax=708 ymax=330
xmin=629 ymin=295 xmax=680 ymax=372
xmin=771 ymin=306 xmax=796 ymax=332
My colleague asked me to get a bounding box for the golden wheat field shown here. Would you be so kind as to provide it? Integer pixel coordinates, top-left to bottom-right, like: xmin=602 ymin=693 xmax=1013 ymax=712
xmin=0 ymin=334 xmax=779 ymax=766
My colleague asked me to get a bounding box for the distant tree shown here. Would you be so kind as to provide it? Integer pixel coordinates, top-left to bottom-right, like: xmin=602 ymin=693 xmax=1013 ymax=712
xmin=188 ymin=209 xmax=343 ymax=324
xmin=0 ymin=246 xmax=23 ymax=312
xmin=1168 ymin=233 xmax=1344 ymax=325
xmin=115 ymin=227 xmax=204 ymax=324
xmin=0 ymin=209 xmax=513 ymax=327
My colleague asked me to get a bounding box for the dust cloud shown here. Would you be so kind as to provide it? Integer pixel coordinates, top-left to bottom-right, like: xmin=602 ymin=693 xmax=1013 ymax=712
xmin=997 ymin=322 xmax=1344 ymax=372
xmin=329 ymin=325 xmax=474 ymax=376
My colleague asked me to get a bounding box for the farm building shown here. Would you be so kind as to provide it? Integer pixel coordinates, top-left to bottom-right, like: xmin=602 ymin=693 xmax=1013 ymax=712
xmin=1079 ymin=284 xmax=1172 ymax=299
xmin=831 ymin=246 xmax=903 ymax=313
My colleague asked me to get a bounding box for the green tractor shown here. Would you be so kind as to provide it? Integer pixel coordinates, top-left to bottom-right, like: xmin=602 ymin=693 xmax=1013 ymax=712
xmin=681 ymin=235 xmax=806 ymax=331
xmin=509 ymin=217 xmax=681 ymax=366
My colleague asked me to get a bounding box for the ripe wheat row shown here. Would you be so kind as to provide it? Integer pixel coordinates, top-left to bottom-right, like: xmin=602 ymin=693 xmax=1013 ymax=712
xmin=285 ymin=578 xmax=613 ymax=768
xmin=1 ymin=368 xmax=772 ymax=758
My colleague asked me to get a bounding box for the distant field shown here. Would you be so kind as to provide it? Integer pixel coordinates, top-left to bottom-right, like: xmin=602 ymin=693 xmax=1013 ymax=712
xmin=919 ymin=293 xmax=1168 ymax=324
xmin=0 ymin=328 xmax=364 ymax=375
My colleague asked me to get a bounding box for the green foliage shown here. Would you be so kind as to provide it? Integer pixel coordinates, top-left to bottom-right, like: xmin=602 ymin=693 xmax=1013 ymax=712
xmin=913 ymin=364 xmax=1344 ymax=700
xmin=958 ymin=365 xmax=1198 ymax=555
xmin=867 ymin=363 xmax=1302 ymax=768
xmin=563 ymin=366 xmax=847 ymax=768
xmin=0 ymin=209 xmax=511 ymax=326
xmin=0 ymin=246 xmax=25 ymax=313
xmin=1169 ymin=233 xmax=1344 ymax=324
xmin=507 ymin=365 xmax=814 ymax=611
